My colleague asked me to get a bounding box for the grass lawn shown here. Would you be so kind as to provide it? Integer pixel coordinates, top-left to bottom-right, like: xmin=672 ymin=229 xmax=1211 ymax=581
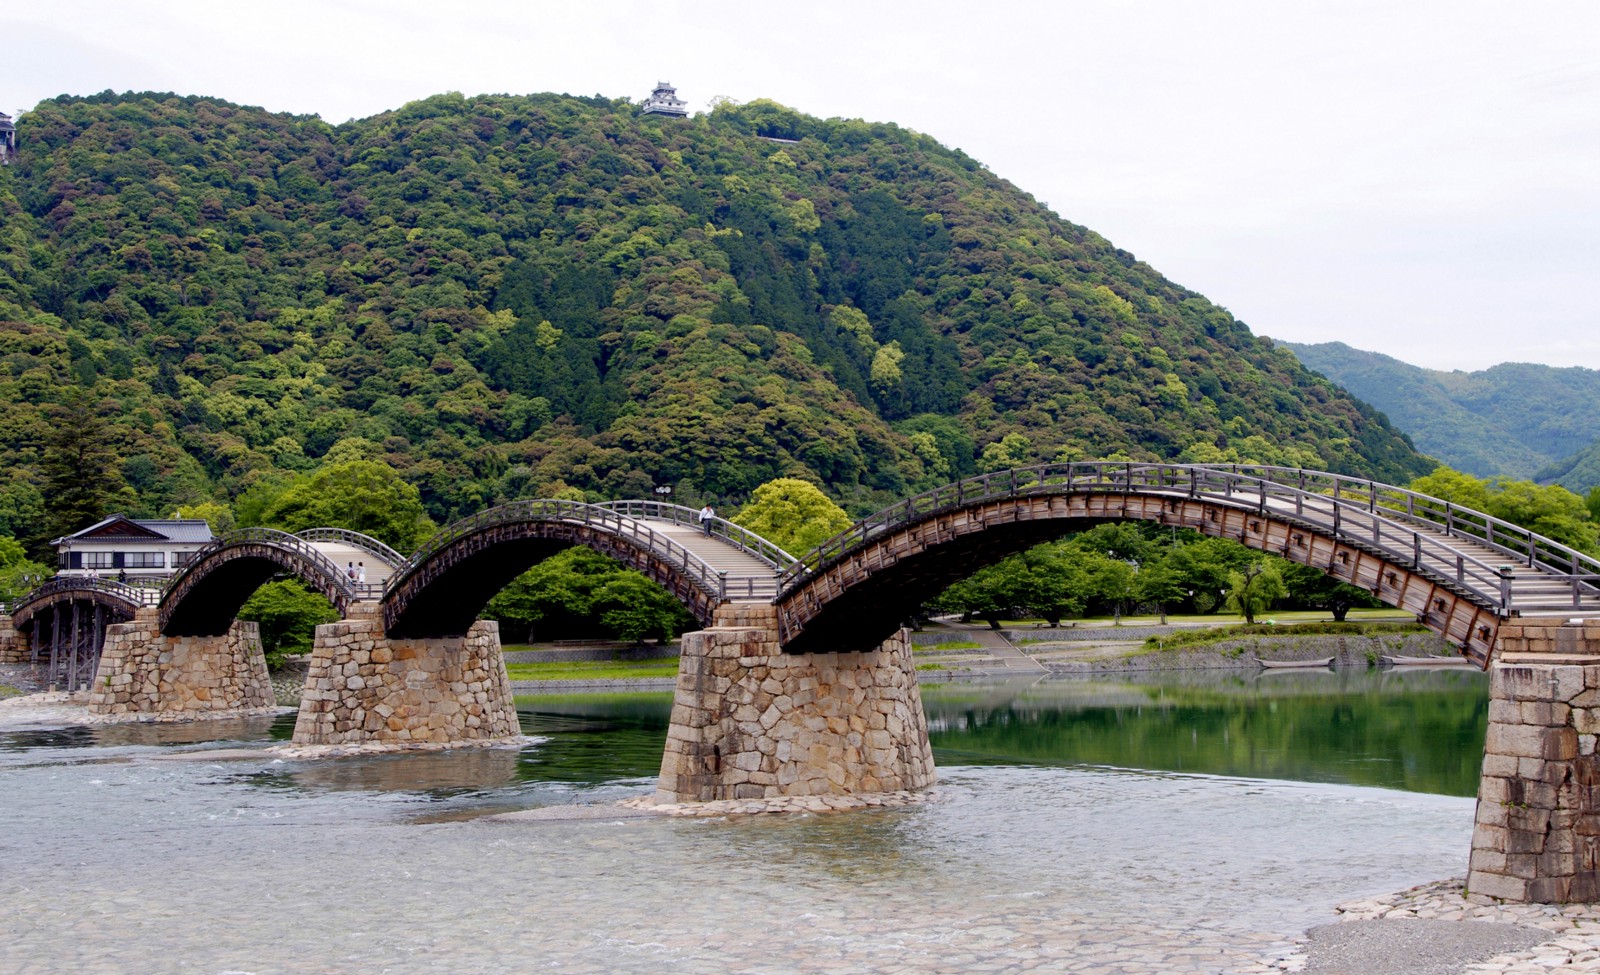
xmin=504 ymin=658 xmax=681 ymax=682
xmin=912 ymin=639 xmax=983 ymax=652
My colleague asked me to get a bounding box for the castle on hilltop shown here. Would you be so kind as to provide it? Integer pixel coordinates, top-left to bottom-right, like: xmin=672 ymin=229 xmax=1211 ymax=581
xmin=641 ymin=82 xmax=689 ymax=118
xmin=0 ymin=112 xmax=15 ymax=166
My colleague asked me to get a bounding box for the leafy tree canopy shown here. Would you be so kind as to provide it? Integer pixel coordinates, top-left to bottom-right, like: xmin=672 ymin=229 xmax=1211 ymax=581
xmin=0 ymin=90 xmax=1431 ymax=548
xmin=255 ymin=459 xmax=436 ymax=552
xmin=732 ymin=478 xmax=853 ymax=557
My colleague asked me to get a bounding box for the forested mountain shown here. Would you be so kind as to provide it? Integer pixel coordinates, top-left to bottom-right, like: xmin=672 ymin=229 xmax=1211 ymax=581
xmin=1285 ymin=342 xmax=1600 ymax=489
xmin=0 ymin=91 xmax=1430 ymax=550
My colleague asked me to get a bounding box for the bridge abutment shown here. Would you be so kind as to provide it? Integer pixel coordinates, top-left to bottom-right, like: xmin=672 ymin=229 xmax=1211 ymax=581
xmin=1471 ymin=621 xmax=1600 ymax=903
xmin=87 ymin=609 xmax=274 ymax=717
xmin=656 ymin=605 xmax=935 ymax=803
xmin=291 ymin=608 xmax=518 ymax=746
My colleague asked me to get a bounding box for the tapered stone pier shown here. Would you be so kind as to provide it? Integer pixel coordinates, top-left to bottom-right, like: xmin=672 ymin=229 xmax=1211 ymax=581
xmin=1470 ymin=620 xmax=1600 ymax=903
xmin=656 ymin=604 xmax=936 ymax=803
xmin=291 ymin=605 xmax=518 ymax=745
xmin=87 ymin=608 xmax=273 ymax=717
xmin=0 ymin=614 xmax=20 ymax=663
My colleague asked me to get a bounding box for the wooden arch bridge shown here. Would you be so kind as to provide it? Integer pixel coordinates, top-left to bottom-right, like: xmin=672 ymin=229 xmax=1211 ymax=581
xmin=7 ymin=462 xmax=1600 ymax=681
xmin=5 ymin=462 xmax=1600 ymax=903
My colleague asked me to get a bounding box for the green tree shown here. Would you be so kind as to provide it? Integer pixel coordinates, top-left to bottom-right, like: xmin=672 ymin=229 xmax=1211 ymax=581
xmin=591 ymin=574 xmax=694 ymax=642
xmin=175 ymin=501 xmax=236 ymax=534
xmin=236 ymin=580 xmax=340 ymax=663
xmin=39 ymin=392 xmax=127 ymax=545
xmin=1409 ymin=467 xmax=1494 ymax=511
xmin=0 ymin=535 xmax=51 ymax=604
xmin=732 ymin=478 xmax=853 ymax=557
xmin=1279 ymin=562 xmax=1382 ymax=621
xmin=1486 ymin=480 xmax=1600 ymax=554
xmin=260 ymin=459 xmax=436 ymax=552
xmin=1224 ymin=561 xmax=1287 ymax=624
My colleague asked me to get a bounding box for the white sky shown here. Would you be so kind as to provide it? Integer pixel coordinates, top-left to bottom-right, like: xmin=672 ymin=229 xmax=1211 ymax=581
xmin=5 ymin=0 xmax=1597 ymax=372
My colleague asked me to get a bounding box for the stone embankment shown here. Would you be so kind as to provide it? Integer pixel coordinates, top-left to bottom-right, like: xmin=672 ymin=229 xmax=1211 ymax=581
xmin=1030 ymin=631 xmax=1455 ymax=673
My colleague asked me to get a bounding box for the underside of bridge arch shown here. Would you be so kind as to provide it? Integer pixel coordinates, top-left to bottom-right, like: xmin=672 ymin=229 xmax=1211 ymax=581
xmin=776 ymin=492 xmax=1503 ymax=664
xmin=161 ymin=547 xmax=350 ymax=637
xmin=383 ymin=524 xmax=720 ymax=639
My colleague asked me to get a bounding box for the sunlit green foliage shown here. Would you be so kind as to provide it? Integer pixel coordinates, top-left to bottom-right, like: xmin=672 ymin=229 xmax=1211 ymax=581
xmin=1409 ymin=467 xmax=1600 ymax=555
xmin=483 ymin=547 xmax=693 ymax=643
xmin=732 ymin=478 xmax=852 ymax=557
xmin=0 ymin=534 xmax=51 ymax=604
xmin=0 ymin=89 xmax=1429 ymax=547
xmin=252 ymin=458 xmax=436 ymax=551
xmin=236 ymin=579 xmax=340 ymax=662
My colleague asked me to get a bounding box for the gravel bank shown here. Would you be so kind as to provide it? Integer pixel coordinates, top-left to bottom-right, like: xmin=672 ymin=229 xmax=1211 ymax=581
xmin=1243 ymin=879 xmax=1600 ymax=975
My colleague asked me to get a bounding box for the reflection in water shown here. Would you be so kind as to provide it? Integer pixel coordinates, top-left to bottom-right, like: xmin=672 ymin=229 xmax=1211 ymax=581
xmin=0 ymin=711 xmax=289 ymax=752
xmin=923 ymin=668 xmax=1489 ymax=796
xmin=275 ymin=747 xmax=522 ymax=794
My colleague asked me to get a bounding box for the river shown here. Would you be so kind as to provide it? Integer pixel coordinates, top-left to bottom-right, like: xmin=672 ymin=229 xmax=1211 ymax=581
xmin=0 ymin=667 xmax=1486 ymax=974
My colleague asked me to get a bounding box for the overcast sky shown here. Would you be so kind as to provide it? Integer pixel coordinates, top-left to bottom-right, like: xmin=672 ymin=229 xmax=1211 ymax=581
xmin=5 ymin=0 xmax=1596 ymax=372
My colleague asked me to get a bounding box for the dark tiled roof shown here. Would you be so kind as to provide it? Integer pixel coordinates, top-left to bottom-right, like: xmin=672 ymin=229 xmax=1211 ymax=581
xmin=55 ymin=515 xmax=215 ymax=545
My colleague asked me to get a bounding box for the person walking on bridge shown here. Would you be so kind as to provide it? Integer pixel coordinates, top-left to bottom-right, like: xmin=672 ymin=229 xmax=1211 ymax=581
xmin=699 ymin=503 xmax=715 ymax=537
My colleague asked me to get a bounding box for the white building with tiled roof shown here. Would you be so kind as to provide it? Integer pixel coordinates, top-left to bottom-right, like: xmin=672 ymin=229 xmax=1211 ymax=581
xmin=641 ymin=82 xmax=689 ymax=117
xmin=52 ymin=515 xmax=215 ymax=580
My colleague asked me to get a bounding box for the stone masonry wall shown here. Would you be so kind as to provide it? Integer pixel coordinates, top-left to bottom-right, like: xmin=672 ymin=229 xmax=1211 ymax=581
xmin=1470 ymin=620 xmax=1600 ymax=903
xmin=291 ymin=612 xmax=518 ymax=746
xmin=657 ymin=604 xmax=936 ymax=803
xmin=0 ymin=614 xmax=21 ymax=663
xmin=87 ymin=609 xmax=273 ymax=718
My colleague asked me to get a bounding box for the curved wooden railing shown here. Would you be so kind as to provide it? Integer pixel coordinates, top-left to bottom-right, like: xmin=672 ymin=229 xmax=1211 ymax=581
xmin=8 ymin=575 xmax=161 ymax=616
xmin=163 ymin=527 xmax=359 ymax=607
xmin=389 ymin=499 xmax=777 ymax=603
xmin=293 ymin=527 xmax=406 ymax=568
xmin=777 ymin=462 xmax=1600 ymax=617
xmin=597 ymin=500 xmax=797 ymax=570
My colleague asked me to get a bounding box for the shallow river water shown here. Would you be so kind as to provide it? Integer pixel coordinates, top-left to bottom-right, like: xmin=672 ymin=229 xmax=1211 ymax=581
xmin=0 ymin=669 xmax=1486 ymax=975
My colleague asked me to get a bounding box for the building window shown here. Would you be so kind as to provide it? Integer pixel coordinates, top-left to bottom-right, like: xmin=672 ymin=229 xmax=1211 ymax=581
xmin=81 ymin=552 xmax=114 ymax=569
xmin=123 ymin=552 xmax=165 ymax=569
xmin=173 ymin=552 xmax=197 ymax=567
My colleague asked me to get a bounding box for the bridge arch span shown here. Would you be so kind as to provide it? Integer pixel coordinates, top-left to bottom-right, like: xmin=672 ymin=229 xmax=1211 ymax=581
xmin=382 ymin=500 xmax=733 ymax=639
xmin=775 ymin=463 xmax=1600 ymax=663
xmin=160 ymin=529 xmax=357 ymax=636
xmin=10 ymin=577 xmax=150 ymax=633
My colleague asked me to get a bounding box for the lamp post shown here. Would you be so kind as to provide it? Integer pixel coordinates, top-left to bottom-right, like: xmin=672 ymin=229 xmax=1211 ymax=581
xmin=654 ymin=484 xmax=672 ymax=501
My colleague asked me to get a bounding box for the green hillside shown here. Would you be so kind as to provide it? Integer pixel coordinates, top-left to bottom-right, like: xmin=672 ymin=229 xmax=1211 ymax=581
xmin=1285 ymin=342 xmax=1600 ymax=489
xmin=0 ymin=91 xmax=1430 ymax=547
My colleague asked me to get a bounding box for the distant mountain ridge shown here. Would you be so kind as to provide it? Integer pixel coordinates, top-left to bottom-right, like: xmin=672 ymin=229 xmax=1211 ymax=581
xmin=1283 ymin=341 xmax=1600 ymax=490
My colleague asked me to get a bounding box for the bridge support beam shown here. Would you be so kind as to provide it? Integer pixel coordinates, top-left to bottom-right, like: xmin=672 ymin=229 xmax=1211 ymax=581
xmin=291 ymin=610 xmax=518 ymax=746
xmin=1470 ymin=621 xmax=1600 ymax=903
xmin=87 ymin=609 xmax=274 ymax=717
xmin=656 ymin=605 xmax=935 ymax=803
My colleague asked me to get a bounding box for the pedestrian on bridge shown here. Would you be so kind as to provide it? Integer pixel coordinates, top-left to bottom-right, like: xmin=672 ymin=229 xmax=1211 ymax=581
xmin=699 ymin=504 xmax=715 ymax=537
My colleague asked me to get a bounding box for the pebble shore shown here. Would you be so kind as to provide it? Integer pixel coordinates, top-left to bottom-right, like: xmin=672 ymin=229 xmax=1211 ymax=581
xmin=1242 ymin=878 xmax=1600 ymax=975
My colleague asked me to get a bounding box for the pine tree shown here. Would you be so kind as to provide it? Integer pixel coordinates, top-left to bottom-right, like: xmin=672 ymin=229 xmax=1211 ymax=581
xmin=39 ymin=391 xmax=124 ymax=544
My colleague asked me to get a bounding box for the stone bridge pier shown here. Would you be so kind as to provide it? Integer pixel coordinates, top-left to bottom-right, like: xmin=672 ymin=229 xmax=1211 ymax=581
xmin=87 ymin=608 xmax=274 ymax=718
xmin=291 ymin=605 xmax=518 ymax=746
xmin=0 ymin=614 xmax=21 ymax=663
xmin=1471 ymin=620 xmax=1600 ymax=903
xmin=656 ymin=604 xmax=936 ymax=802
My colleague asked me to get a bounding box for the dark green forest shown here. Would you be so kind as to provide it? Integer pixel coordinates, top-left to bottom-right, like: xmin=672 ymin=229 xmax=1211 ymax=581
xmin=0 ymin=90 xmax=1433 ymax=554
